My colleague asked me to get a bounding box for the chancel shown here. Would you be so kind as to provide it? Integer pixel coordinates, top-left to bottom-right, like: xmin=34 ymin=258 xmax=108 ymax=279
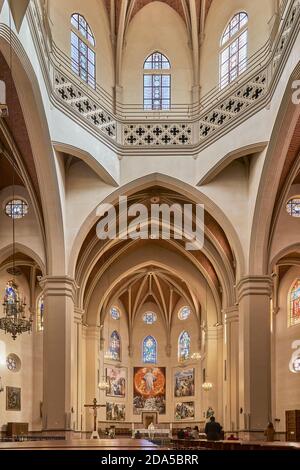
xmin=0 ymin=0 xmax=300 ymax=455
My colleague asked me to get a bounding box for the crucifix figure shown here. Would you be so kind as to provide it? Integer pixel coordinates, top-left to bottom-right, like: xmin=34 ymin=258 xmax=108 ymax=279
xmin=84 ymin=398 xmax=105 ymax=439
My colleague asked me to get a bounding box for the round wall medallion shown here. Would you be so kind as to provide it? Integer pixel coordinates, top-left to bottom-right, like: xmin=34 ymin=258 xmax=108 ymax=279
xmin=6 ymin=353 xmax=21 ymax=372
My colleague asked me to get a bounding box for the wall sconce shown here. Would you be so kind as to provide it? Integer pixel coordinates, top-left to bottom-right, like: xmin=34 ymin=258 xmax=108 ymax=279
xmin=0 ymin=376 xmax=4 ymax=393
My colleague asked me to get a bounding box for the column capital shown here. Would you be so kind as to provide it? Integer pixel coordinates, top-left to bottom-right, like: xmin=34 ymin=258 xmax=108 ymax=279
xmin=86 ymin=325 xmax=100 ymax=340
xmin=223 ymin=305 xmax=239 ymax=322
xmin=39 ymin=276 xmax=78 ymax=302
xmin=74 ymin=307 xmax=84 ymax=323
xmin=237 ymin=275 xmax=273 ymax=302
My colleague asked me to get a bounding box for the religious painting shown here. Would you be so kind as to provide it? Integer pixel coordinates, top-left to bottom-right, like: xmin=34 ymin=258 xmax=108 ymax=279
xmin=106 ymin=402 xmax=126 ymax=421
xmin=133 ymin=367 xmax=166 ymax=415
xmin=6 ymin=386 xmax=21 ymax=411
xmin=106 ymin=366 xmax=126 ymax=398
xmin=175 ymin=401 xmax=195 ymax=420
xmin=174 ymin=368 xmax=195 ymax=397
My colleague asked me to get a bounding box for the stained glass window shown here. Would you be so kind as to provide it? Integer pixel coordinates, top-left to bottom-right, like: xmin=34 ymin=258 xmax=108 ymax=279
xmin=220 ymin=12 xmax=248 ymax=89
xmin=110 ymin=306 xmax=120 ymax=320
xmin=37 ymin=294 xmax=44 ymax=332
xmin=5 ymin=199 xmax=28 ymax=219
xmin=142 ymin=335 xmax=157 ymax=363
xmin=286 ymin=198 xmax=300 ymax=217
xmin=178 ymin=306 xmax=191 ymax=320
xmin=144 ymin=52 xmax=171 ymax=110
xmin=71 ymin=14 xmax=95 ymax=88
xmin=289 ymin=280 xmax=300 ymax=326
xmin=178 ymin=331 xmax=190 ymax=362
xmin=109 ymin=330 xmax=121 ymax=361
xmin=143 ymin=312 xmax=157 ymax=324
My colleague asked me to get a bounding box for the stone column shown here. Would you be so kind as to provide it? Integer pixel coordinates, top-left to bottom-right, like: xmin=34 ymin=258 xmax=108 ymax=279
xmin=237 ymin=276 xmax=273 ymax=434
xmin=223 ymin=306 xmax=239 ymax=432
xmin=73 ymin=307 xmax=84 ymax=431
xmin=40 ymin=276 xmax=77 ymax=431
xmin=85 ymin=326 xmax=100 ymax=431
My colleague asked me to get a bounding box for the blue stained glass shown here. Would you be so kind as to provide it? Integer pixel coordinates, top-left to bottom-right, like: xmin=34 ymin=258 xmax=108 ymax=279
xmin=110 ymin=331 xmax=121 ymax=360
xmin=178 ymin=331 xmax=190 ymax=362
xmin=143 ymin=312 xmax=157 ymax=324
xmin=178 ymin=306 xmax=191 ymax=320
xmin=110 ymin=307 xmax=120 ymax=320
xmin=143 ymin=336 xmax=157 ymax=363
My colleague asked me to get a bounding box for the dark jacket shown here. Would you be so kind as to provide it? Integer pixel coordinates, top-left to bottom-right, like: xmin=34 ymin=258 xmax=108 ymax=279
xmin=205 ymin=421 xmax=222 ymax=441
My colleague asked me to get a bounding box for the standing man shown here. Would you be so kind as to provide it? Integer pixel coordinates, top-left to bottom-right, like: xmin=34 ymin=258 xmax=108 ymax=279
xmin=205 ymin=416 xmax=223 ymax=441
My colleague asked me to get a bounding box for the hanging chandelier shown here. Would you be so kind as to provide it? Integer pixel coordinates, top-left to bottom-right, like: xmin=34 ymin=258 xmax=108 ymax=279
xmin=202 ymin=382 xmax=213 ymax=392
xmin=191 ymin=352 xmax=202 ymax=360
xmin=98 ymin=376 xmax=109 ymax=391
xmin=0 ymin=279 xmax=32 ymax=340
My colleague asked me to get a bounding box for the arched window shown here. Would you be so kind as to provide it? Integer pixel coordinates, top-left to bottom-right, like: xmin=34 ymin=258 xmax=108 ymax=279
xmin=37 ymin=294 xmax=44 ymax=332
xmin=110 ymin=306 xmax=120 ymax=320
xmin=143 ymin=52 xmax=171 ymax=110
xmin=71 ymin=13 xmax=95 ymax=88
xmin=143 ymin=335 xmax=157 ymax=363
xmin=5 ymin=199 xmax=28 ymax=219
xmin=178 ymin=306 xmax=191 ymax=320
xmin=220 ymin=12 xmax=248 ymax=89
xmin=286 ymin=197 xmax=300 ymax=217
xmin=109 ymin=331 xmax=121 ymax=361
xmin=289 ymin=280 xmax=300 ymax=326
xmin=178 ymin=331 xmax=190 ymax=362
xmin=143 ymin=311 xmax=157 ymax=324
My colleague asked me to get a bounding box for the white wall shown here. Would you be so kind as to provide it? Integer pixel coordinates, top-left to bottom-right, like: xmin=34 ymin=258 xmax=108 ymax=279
xmin=48 ymin=0 xmax=114 ymax=95
xmin=122 ymin=1 xmax=193 ymax=106
xmin=200 ymin=0 xmax=275 ymax=97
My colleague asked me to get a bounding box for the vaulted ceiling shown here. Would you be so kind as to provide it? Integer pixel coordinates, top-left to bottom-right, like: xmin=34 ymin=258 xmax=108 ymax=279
xmin=103 ymin=0 xmax=212 ymax=34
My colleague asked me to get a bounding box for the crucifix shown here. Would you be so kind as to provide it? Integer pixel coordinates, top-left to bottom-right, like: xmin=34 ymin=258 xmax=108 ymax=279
xmin=84 ymin=398 xmax=105 ymax=439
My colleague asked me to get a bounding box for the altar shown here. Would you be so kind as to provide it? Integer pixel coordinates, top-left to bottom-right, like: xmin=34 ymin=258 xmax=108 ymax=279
xmin=132 ymin=428 xmax=172 ymax=439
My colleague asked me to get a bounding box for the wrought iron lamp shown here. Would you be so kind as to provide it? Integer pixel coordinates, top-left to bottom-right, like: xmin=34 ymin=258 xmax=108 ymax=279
xmin=0 ymin=280 xmax=32 ymax=340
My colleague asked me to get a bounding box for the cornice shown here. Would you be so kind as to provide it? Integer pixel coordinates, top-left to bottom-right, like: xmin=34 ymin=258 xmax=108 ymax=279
xmin=39 ymin=275 xmax=79 ymax=301
xmin=237 ymin=275 xmax=273 ymax=301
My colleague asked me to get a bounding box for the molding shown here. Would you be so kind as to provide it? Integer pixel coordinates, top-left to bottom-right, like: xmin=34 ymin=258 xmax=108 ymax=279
xmin=223 ymin=305 xmax=239 ymax=322
xmin=237 ymin=275 xmax=273 ymax=301
xmin=197 ymin=142 xmax=268 ymax=186
xmin=39 ymin=275 xmax=78 ymax=301
xmin=52 ymin=142 xmax=119 ymax=187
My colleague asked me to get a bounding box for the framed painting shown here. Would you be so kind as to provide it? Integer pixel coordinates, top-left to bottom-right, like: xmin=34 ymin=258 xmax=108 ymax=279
xmin=6 ymin=386 xmax=21 ymax=411
xmin=106 ymin=402 xmax=126 ymax=421
xmin=174 ymin=368 xmax=195 ymax=397
xmin=105 ymin=366 xmax=126 ymax=398
xmin=175 ymin=401 xmax=195 ymax=420
xmin=133 ymin=366 xmax=166 ymax=415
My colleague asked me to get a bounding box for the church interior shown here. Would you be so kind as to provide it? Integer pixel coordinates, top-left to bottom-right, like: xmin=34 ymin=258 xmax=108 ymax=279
xmin=0 ymin=0 xmax=300 ymax=452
